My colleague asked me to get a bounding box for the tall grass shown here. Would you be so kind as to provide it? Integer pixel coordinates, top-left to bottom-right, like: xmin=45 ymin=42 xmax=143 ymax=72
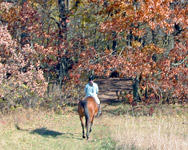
xmin=0 ymin=104 xmax=188 ymax=150
xmin=108 ymin=105 xmax=188 ymax=150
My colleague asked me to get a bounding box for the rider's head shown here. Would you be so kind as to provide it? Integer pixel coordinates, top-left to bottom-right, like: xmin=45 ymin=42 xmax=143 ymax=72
xmin=88 ymin=75 xmax=94 ymax=85
xmin=89 ymin=75 xmax=94 ymax=81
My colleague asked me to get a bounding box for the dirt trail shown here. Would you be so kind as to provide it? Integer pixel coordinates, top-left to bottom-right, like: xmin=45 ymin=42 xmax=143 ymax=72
xmin=95 ymin=78 xmax=132 ymax=103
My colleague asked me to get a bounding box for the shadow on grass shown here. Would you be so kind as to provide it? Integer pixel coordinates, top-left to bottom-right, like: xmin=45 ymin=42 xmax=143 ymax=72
xmin=30 ymin=128 xmax=63 ymax=137
xmin=30 ymin=127 xmax=83 ymax=140
xmin=16 ymin=124 xmax=83 ymax=140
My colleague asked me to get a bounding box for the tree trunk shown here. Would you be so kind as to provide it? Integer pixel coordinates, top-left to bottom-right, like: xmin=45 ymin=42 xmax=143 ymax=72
xmin=133 ymin=76 xmax=140 ymax=102
xmin=58 ymin=0 xmax=67 ymax=101
xmin=112 ymin=31 xmax=117 ymax=55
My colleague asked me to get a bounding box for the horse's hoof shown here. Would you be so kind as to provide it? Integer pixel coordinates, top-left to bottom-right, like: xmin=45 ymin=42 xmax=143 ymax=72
xmin=89 ymin=129 xmax=92 ymax=133
xmin=83 ymin=135 xmax=86 ymax=138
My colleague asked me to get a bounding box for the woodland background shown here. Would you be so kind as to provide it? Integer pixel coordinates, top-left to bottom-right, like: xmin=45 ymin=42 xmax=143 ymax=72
xmin=0 ymin=0 xmax=188 ymax=112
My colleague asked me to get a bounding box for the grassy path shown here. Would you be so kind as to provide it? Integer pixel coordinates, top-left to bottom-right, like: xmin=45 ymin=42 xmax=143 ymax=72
xmin=1 ymin=104 xmax=188 ymax=150
xmin=0 ymin=78 xmax=129 ymax=150
xmin=0 ymin=109 xmax=117 ymax=150
xmin=0 ymin=78 xmax=130 ymax=150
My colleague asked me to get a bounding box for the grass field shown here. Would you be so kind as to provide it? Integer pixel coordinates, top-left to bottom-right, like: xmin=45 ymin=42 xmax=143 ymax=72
xmin=0 ymin=108 xmax=116 ymax=150
xmin=0 ymin=104 xmax=188 ymax=150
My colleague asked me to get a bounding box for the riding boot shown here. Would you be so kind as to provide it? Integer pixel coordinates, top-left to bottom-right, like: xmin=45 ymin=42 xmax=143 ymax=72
xmin=97 ymin=104 xmax=101 ymax=117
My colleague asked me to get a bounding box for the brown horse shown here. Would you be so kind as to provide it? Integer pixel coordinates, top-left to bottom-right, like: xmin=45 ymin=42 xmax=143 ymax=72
xmin=78 ymin=96 xmax=98 ymax=140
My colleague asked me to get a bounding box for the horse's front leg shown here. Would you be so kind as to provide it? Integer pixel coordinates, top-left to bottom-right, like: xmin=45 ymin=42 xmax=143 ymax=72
xmin=80 ymin=117 xmax=85 ymax=138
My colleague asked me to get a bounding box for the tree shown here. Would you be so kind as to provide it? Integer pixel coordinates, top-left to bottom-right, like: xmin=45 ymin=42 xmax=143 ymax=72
xmin=0 ymin=0 xmax=83 ymax=109
xmin=71 ymin=0 xmax=188 ymax=103
xmin=0 ymin=24 xmax=47 ymax=108
xmin=1 ymin=0 xmax=187 ymax=109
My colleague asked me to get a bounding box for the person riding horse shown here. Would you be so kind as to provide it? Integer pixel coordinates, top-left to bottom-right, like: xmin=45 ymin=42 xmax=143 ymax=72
xmin=78 ymin=75 xmax=101 ymax=139
xmin=83 ymin=75 xmax=101 ymax=116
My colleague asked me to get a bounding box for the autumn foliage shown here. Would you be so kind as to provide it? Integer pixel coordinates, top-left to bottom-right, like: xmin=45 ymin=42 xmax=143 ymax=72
xmin=71 ymin=0 xmax=188 ymax=103
xmin=0 ymin=0 xmax=187 ymax=110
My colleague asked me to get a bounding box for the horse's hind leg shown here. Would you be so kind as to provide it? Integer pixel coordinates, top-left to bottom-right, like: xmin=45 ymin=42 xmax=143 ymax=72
xmin=89 ymin=115 xmax=94 ymax=133
xmin=86 ymin=119 xmax=90 ymax=140
xmin=80 ymin=116 xmax=85 ymax=138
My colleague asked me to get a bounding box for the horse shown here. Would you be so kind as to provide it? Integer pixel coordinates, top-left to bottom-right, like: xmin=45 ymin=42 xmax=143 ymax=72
xmin=78 ymin=96 xmax=99 ymax=140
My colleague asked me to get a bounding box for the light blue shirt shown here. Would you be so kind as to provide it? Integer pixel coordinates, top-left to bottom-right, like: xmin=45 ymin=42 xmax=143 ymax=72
xmin=85 ymin=82 xmax=99 ymax=97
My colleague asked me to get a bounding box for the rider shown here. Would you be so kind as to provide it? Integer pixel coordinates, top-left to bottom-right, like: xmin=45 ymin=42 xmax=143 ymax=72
xmin=83 ymin=75 xmax=101 ymax=116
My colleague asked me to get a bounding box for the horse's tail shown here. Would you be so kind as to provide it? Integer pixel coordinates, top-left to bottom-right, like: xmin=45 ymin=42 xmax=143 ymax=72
xmin=81 ymin=100 xmax=90 ymax=126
